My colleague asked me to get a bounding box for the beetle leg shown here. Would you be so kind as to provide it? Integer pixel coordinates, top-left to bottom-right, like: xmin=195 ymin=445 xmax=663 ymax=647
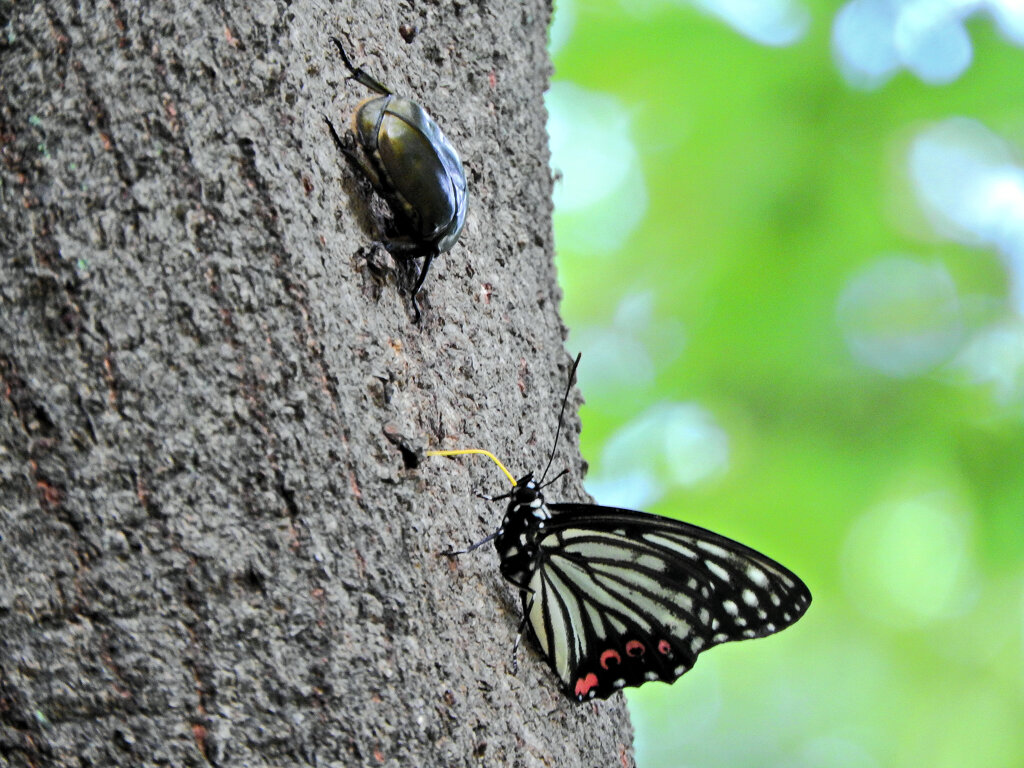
xmin=324 ymin=116 xmax=385 ymax=195
xmin=370 ymin=239 xmax=420 ymax=266
xmin=406 ymin=249 xmax=436 ymax=322
xmin=410 ymin=249 xmax=435 ymax=300
xmin=323 ymin=116 xmax=357 ymax=158
xmin=331 ymin=36 xmax=392 ymax=97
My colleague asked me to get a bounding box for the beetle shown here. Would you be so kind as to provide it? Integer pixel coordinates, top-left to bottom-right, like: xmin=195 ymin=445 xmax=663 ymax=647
xmin=324 ymin=36 xmax=468 ymax=322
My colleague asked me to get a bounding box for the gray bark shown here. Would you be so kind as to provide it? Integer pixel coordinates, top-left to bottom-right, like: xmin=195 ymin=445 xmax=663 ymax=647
xmin=0 ymin=1 xmax=634 ymax=766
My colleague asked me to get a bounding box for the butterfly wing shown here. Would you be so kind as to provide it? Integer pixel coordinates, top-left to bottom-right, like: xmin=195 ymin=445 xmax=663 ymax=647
xmin=522 ymin=503 xmax=811 ymax=701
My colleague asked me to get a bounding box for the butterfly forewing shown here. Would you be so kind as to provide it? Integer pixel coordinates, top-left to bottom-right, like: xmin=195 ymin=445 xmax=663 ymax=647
xmin=524 ymin=503 xmax=811 ymax=701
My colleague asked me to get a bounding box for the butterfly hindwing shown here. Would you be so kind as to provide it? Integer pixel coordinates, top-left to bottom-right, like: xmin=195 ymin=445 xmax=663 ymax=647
xmin=523 ymin=503 xmax=811 ymax=701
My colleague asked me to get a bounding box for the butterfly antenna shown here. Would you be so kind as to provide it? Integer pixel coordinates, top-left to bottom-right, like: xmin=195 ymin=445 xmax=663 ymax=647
xmin=538 ymin=468 xmax=568 ymax=491
xmin=538 ymin=352 xmax=582 ymax=486
xmin=426 ymin=448 xmax=517 ymax=487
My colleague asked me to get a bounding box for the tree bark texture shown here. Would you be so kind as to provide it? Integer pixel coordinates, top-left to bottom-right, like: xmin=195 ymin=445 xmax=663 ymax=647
xmin=1 ymin=1 xmax=635 ymax=766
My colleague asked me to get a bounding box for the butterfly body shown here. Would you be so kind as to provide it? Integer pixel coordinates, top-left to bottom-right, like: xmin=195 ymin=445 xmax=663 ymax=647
xmin=493 ymin=474 xmax=812 ymax=702
xmin=494 ymin=474 xmax=549 ymax=589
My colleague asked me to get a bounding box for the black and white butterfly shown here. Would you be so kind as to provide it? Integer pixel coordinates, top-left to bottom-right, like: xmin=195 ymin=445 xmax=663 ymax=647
xmin=429 ymin=355 xmax=811 ymax=702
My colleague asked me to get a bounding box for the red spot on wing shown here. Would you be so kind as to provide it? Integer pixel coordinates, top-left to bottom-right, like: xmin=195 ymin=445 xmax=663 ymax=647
xmin=658 ymin=639 xmax=672 ymax=655
xmin=626 ymin=640 xmax=645 ymax=657
xmin=600 ymin=649 xmax=622 ymax=669
xmin=574 ymin=672 xmax=599 ymax=698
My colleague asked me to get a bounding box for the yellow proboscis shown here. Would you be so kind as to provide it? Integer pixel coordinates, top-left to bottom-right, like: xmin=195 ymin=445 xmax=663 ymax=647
xmin=425 ymin=449 xmax=517 ymax=487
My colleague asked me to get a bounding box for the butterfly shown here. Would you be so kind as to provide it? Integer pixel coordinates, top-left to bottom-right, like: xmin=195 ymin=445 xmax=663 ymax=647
xmin=428 ymin=354 xmax=811 ymax=702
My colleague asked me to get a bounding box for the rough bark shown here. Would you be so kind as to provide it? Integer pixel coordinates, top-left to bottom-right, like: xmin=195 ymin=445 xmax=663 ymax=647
xmin=0 ymin=1 xmax=634 ymax=766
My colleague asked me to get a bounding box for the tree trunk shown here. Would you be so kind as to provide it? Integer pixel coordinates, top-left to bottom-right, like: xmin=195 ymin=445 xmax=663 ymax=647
xmin=0 ymin=1 xmax=634 ymax=766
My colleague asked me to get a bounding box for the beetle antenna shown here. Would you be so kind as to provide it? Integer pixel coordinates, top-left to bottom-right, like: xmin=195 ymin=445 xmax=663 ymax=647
xmin=331 ymin=36 xmax=392 ymax=96
xmin=538 ymin=352 xmax=582 ymax=486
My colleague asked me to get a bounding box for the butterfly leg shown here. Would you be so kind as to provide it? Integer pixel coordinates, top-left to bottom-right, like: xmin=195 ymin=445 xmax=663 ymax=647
xmin=476 ymin=488 xmax=514 ymax=503
xmin=440 ymin=530 xmax=498 ymax=558
xmin=511 ymin=598 xmax=533 ymax=675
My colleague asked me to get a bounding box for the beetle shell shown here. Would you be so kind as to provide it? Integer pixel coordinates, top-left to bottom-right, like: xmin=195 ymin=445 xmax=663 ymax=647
xmin=353 ymin=94 xmax=467 ymax=253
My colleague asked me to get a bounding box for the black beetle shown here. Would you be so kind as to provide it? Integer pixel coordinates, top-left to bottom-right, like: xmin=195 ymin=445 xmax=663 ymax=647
xmin=324 ymin=36 xmax=468 ymax=322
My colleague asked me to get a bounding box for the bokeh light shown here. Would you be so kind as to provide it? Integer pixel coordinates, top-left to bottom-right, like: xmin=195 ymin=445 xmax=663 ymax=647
xmin=842 ymin=490 xmax=977 ymax=627
xmin=687 ymin=0 xmax=810 ymax=46
xmin=836 ymin=256 xmax=964 ymax=377
xmin=585 ymin=400 xmax=729 ymax=508
xmin=546 ymin=82 xmax=647 ymax=254
xmin=909 ymin=118 xmax=1024 ymax=310
xmin=833 ymin=0 xmax=1024 ymax=88
xmin=907 ymin=118 xmax=1024 ymax=401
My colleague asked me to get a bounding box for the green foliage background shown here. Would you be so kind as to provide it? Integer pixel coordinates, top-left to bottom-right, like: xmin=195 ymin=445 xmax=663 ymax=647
xmin=548 ymin=2 xmax=1024 ymax=766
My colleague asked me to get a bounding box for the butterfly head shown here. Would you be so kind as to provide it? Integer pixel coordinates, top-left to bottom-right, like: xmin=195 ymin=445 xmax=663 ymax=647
xmin=510 ymin=474 xmax=552 ymax=521
xmin=512 ymin=473 xmax=540 ymax=503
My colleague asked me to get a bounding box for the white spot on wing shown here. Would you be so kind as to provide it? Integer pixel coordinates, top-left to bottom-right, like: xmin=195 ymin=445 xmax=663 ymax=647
xmin=706 ymin=560 xmax=731 ymax=582
xmin=696 ymin=540 xmax=731 ymax=559
xmin=747 ymin=565 xmax=769 ymax=587
xmin=722 ymin=599 xmax=739 ymax=616
xmin=742 ymin=589 xmax=758 ymax=607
